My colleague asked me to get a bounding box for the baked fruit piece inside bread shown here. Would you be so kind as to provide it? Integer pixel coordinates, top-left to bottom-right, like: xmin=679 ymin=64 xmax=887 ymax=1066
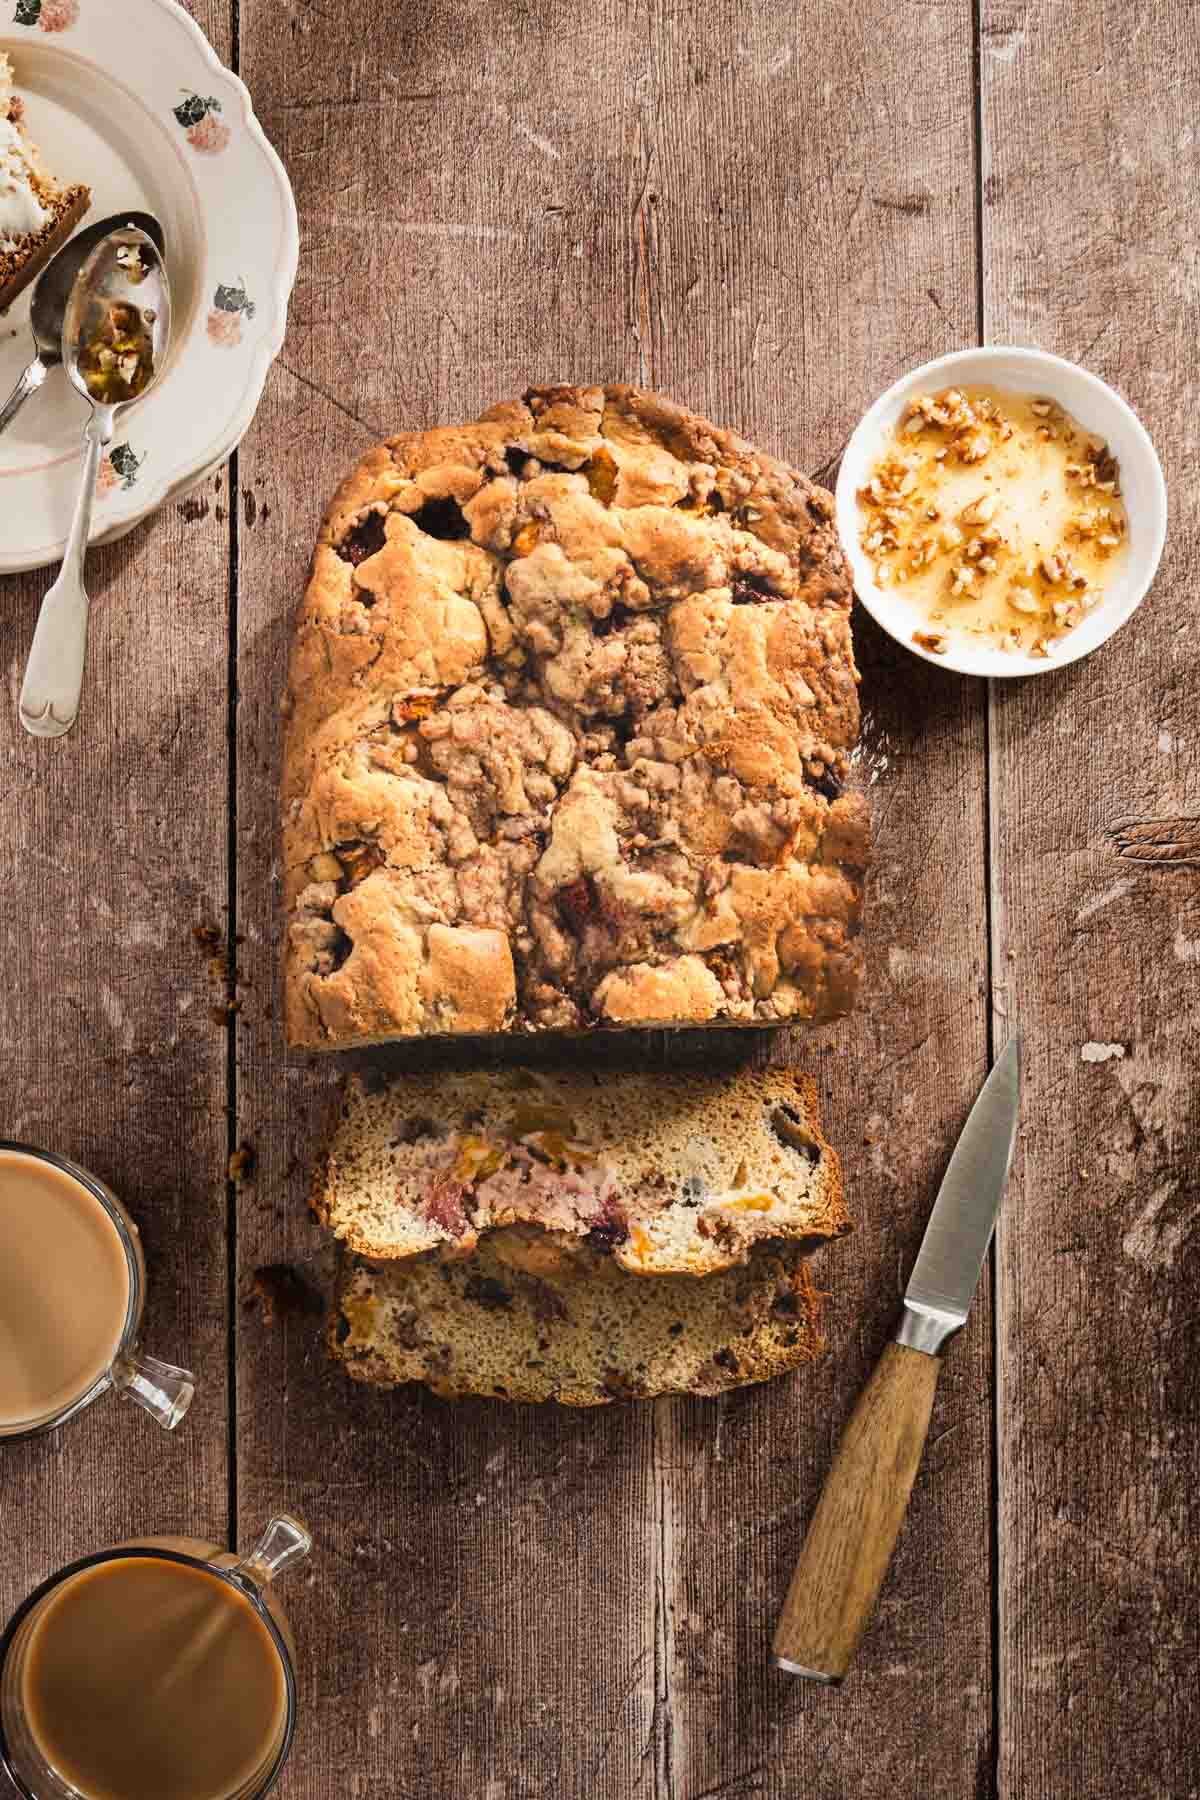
xmin=315 ymin=1065 xmax=849 ymax=1278
xmin=331 ymin=1232 xmax=827 ymax=1405
xmin=0 ymin=55 xmax=90 ymax=313
xmin=283 ymin=383 xmax=870 ymax=1048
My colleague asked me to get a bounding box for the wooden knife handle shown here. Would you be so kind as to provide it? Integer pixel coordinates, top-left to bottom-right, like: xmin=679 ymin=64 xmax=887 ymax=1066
xmin=771 ymin=1341 xmax=941 ymax=1683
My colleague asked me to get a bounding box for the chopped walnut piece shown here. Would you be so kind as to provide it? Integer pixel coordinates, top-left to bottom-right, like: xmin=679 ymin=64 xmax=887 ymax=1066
xmin=961 ymin=493 xmax=997 ymax=526
xmin=957 ymin=433 xmax=991 ymax=464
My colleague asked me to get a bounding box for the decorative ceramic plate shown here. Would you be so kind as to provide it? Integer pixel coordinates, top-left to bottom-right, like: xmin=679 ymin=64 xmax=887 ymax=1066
xmin=0 ymin=0 xmax=297 ymax=573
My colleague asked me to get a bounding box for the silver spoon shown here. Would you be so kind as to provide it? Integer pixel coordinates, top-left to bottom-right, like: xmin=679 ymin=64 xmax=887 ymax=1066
xmin=0 ymin=211 xmax=164 ymax=441
xmin=19 ymin=225 xmax=171 ymax=740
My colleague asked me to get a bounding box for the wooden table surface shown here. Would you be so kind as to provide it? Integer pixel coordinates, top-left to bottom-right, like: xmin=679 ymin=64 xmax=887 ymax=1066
xmin=2 ymin=1 xmax=1198 ymax=1795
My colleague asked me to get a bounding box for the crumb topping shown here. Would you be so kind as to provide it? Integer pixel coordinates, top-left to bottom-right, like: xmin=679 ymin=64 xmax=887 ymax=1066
xmin=284 ymin=385 xmax=869 ymax=1043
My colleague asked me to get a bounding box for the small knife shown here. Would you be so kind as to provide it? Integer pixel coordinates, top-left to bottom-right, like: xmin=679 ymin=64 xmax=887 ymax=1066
xmin=771 ymin=1034 xmax=1021 ymax=1683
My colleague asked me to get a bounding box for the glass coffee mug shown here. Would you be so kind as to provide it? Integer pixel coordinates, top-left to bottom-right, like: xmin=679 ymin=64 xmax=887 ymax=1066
xmin=0 ymin=1517 xmax=312 ymax=1800
xmin=0 ymin=1142 xmax=195 ymax=1439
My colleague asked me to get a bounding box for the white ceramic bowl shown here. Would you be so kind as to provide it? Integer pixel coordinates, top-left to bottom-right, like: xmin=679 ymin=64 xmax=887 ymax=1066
xmin=835 ymin=346 xmax=1167 ymax=677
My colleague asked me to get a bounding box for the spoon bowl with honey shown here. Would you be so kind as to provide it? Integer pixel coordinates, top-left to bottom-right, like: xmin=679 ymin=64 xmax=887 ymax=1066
xmin=18 ymin=225 xmax=171 ymax=739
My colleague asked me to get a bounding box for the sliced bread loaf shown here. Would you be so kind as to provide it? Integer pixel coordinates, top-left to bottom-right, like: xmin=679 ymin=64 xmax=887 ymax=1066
xmin=315 ymin=1065 xmax=848 ymax=1277
xmin=330 ymin=1228 xmax=825 ymax=1405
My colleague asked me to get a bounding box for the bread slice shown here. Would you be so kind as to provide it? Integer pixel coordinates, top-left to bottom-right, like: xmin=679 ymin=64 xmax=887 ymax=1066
xmin=330 ymin=1229 xmax=826 ymax=1405
xmin=0 ymin=54 xmax=90 ymax=313
xmin=315 ymin=1065 xmax=849 ymax=1277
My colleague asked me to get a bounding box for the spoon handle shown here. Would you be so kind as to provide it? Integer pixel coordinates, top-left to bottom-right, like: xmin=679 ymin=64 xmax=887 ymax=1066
xmin=0 ymin=356 xmax=47 ymax=441
xmin=19 ymin=412 xmax=111 ymax=740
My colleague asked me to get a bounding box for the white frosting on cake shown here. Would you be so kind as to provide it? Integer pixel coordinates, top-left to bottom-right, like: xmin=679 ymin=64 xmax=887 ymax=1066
xmin=0 ymin=115 xmax=50 ymax=250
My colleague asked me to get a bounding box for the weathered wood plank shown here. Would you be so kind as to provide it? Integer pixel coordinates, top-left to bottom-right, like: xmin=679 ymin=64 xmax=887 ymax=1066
xmin=983 ymin=3 xmax=1200 ymax=1795
xmin=0 ymin=0 xmax=232 ymax=1610
xmin=640 ymin=5 xmax=992 ymax=1796
xmin=665 ymin=620 xmax=993 ymax=1800
xmin=235 ymin=3 xmax=667 ymax=1793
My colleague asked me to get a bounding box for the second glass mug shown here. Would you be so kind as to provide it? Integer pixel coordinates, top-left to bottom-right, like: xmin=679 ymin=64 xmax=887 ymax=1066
xmin=0 ymin=1142 xmax=195 ymax=1441
xmin=0 ymin=1517 xmax=313 ymax=1800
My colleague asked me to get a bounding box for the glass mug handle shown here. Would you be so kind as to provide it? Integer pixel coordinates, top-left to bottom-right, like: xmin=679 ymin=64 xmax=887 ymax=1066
xmin=110 ymin=1349 xmax=196 ymax=1431
xmin=234 ymin=1516 xmax=313 ymax=1587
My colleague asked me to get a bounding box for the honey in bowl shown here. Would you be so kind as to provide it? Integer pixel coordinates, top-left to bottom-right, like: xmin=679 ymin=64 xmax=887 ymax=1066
xmin=857 ymin=384 xmax=1129 ymax=659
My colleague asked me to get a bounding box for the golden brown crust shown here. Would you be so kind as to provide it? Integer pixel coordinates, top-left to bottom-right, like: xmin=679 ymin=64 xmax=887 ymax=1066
xmin=283 ymin=384 xmax=869 ymax=1047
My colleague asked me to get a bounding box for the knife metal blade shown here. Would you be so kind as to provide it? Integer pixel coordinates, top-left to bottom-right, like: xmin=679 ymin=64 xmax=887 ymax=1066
xmin=897 ymin=1034 xmax=1021 ymax=1355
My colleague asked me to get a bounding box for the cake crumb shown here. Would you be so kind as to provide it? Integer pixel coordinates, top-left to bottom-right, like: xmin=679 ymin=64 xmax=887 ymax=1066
xmin=229 ymin=1143 xmax=257 ymax=1182
xmin=247 ymin=1264 xmax=323 ymax=1327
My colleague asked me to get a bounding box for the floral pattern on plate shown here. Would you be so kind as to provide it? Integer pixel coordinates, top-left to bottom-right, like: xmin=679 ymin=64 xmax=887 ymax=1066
xmin=207 ymin=280 xmax=256 ymax=346
xmin=97 ymin=445 xmax=144 ymax=496
xmin=173 ymin=90 xmax=230 ymax=153
xmin=13 ymin=0 xmax=80 ymax=29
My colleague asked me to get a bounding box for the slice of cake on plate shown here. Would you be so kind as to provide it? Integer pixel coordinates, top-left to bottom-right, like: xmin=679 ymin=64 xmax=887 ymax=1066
xmin=0 ymin=53 xmax=90 ymax=312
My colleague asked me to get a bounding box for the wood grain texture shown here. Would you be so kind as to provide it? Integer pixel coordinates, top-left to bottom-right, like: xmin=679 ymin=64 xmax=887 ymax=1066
xmin=0 ymin=0 xmax=232 ymax=1681
xmin=234 ymin=4 xmax=665 ymax=1794
xmin=640 ymin=5 xmax=993 ymax=1793
xmin=983 ymin=3 xmax=1200 ymax=1795
xmin=0 ymin=496 xmax=232 ymax=1617
xmin=662 ymin=616 xmax=994 ymax=1800
xmin=772 ymin=1342 xmax=941 ymax=1681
